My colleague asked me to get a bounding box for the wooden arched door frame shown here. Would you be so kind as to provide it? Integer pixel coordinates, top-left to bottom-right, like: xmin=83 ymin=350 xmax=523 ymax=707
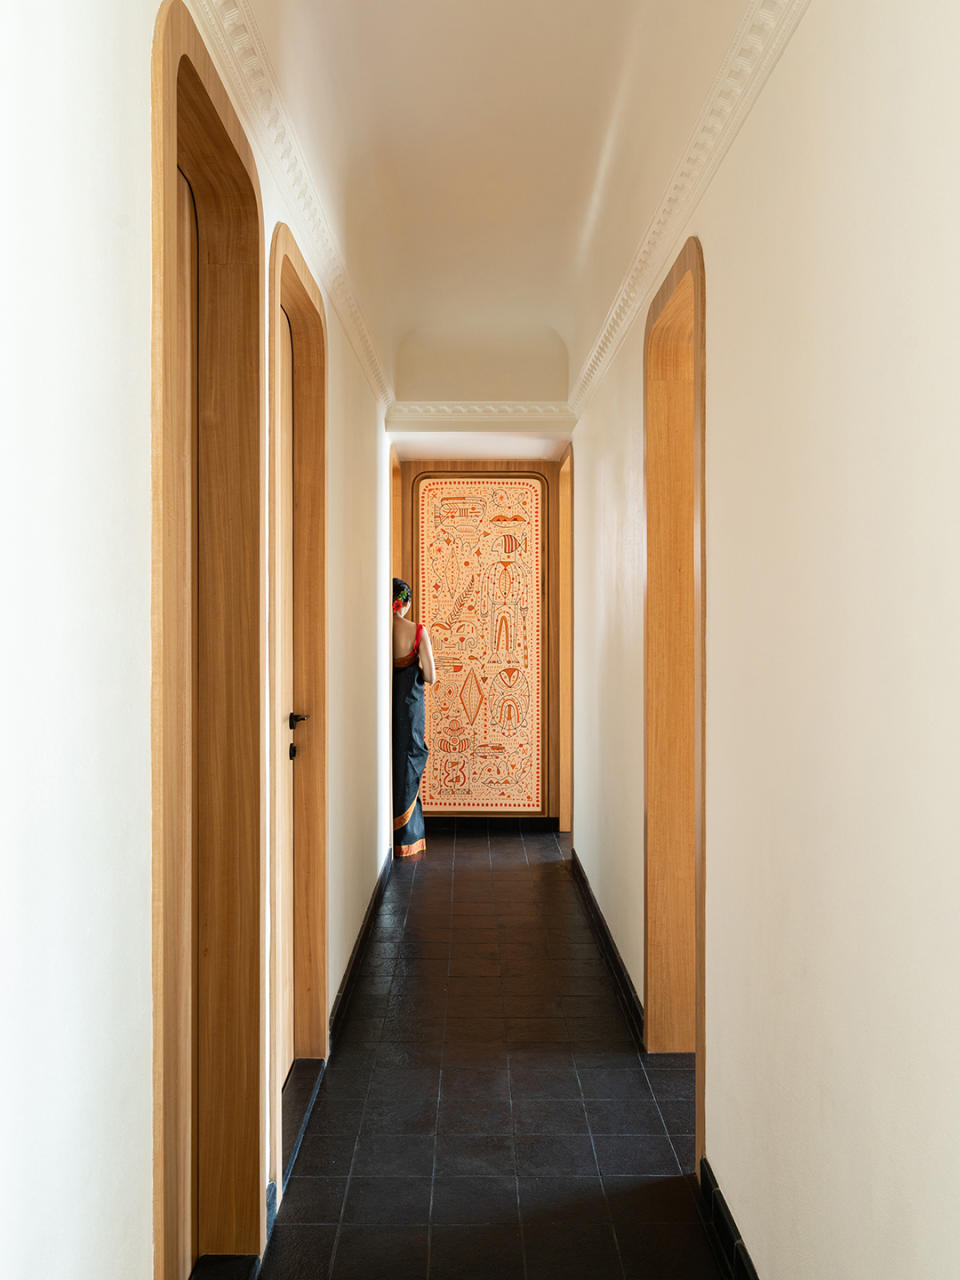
xmin=267 ymin=223 xmax=329 ymax=1196
xmin=151 ymin=2 xmax=265 ymax=1273
xmin=642 ymin=236 xmax=707 ymax=1170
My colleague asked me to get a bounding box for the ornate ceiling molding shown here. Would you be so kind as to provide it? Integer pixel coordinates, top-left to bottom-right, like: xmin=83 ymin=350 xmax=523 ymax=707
xmin=187 ymin=0 xmax=393 ymax=407
xmin=569 ymin=0 xmax=811 ymax=415
xmin=386 ymin=402 xmax=577 ymax=430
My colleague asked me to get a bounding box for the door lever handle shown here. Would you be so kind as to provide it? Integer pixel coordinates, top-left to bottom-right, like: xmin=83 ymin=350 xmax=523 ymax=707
xmin=289 ymin=712 xmax=310 ymax=730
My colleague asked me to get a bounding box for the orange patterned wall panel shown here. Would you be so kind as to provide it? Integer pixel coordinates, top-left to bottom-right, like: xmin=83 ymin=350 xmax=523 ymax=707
xmin=419 ymin=477 xmax=543 ymax=812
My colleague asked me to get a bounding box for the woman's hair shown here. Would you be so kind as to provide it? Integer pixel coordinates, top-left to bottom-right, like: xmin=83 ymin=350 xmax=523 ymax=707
xmin=392 ymin=578 xmax=412 ymax=614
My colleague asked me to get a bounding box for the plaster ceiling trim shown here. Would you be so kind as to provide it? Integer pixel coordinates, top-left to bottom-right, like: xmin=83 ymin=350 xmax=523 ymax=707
xmin=187 ymin=0 xmax=392 ymax=406
xmin=569 ymin=0 xmax=812 ymax=415
xmin=387 ymin=402 xmax=577 ymax=431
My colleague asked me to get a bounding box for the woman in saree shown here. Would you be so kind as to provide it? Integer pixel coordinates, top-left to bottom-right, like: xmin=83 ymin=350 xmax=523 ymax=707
xmin=392 ymin=578 xmax=436 ymax=857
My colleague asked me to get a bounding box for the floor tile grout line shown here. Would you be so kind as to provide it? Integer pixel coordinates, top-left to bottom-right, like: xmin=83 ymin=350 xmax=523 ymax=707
xmin=328 ymin=858 xmax=419 ymax=1276
xmin=638 ymin=1056 xmax=685 ymax=1177
xmin=426 ymin=818 xmax=457 ymax=1276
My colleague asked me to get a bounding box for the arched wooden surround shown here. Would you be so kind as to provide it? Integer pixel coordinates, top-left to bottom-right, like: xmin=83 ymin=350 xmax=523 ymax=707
xmin=642 ymin=237 xmax=706 ymax=1164
xmin=268 ymin=224 xmax=329 ymax=1195
xmin=151 ymin=2 xmax=265 ymax=1273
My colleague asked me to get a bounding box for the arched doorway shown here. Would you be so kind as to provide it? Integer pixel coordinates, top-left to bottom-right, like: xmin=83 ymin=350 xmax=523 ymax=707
xmin=268 ymin=224 xmax=329 ymax=1197
xmin=643 ymin=236 xmax=706 ymax=1168
xmin=152 ymin=3 xmax=265 ymax=1272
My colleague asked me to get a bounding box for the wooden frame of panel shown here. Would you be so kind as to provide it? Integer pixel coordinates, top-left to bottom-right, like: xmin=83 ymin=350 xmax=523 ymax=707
xmin=558 ymin=447 xmax=574 ymax=832
xmin=642 ymin=237 xmax=706 ymax=1168
xmin=267 ymin=223 xmax=329 ymax=1194
xmin=398 ymin=459 xmax=571 ymax=821
xmin=151 ymin=2 xmax=265 ymax=1272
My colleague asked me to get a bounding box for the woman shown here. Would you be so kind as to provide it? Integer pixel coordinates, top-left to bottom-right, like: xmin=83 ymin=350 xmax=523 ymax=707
xmin=392 ymin=577 xmax=436 ymax=858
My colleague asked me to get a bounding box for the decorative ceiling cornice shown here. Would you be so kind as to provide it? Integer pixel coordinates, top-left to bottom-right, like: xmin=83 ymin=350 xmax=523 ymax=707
xmin=569 ymin=0 xmax=811 ymax=415
xmin=187 ymin=0 xmax=393 ymax=407
xmin=386 ymin=402 xmax=577 ymax=430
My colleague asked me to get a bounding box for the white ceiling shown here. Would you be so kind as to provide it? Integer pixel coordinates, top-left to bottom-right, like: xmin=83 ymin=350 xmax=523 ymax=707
xmin=387 ymin=429 xmax=572 ymax=462
xmin=248 ymin=0 xmax=747 ymax=397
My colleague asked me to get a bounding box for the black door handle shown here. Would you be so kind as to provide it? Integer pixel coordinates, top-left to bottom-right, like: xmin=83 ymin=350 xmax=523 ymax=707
xmin=289 ymin=743 xmax=297 ymax=760
xmin=289 ymin=712 xmax=310 ymax=730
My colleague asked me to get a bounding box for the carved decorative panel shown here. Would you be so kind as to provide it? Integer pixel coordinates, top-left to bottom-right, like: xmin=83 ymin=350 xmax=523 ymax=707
xmin=419 ymin=476 xmax=543 ymax=812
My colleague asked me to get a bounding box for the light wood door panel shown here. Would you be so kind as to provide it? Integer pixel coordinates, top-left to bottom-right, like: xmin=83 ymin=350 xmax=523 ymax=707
xmin=642 ymin=238 xmax=706 ymax=1148
xmin=644 ymin=279 xmax=697 ymax=1050
xmin=278 ymin=308 xmax=295 ymax=1083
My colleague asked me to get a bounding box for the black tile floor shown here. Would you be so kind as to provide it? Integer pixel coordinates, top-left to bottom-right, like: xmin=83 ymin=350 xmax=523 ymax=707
xmin=261 ymin=820 xmax=721 ymax=1280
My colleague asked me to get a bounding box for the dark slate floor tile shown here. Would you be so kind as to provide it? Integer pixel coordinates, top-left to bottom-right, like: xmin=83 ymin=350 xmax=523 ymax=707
xmin=565 ymin=1017 xmax=633 ymax=1045
xmin=361 ymin=1095 xmax=438 ymax=1134
xmin=579 ymin=1069 xmax=653 ymax=1100
xmin=508 ymin=1041 xmax=575 ymax=1067
xmin=429 ymin=1225 xmax=525 ymax=1280
xmin=374 ymin=1040 xmax=444 ymax=1068
xmin=641 ymin=1052 xmax=696 ymax=1070
xmin=330 ymin=1225 xmax=428 ymax=1279
xmin=660 ymin=1099 xmax=696 ymax=1134
xmin=380 ymin=1016 xmax=446 ymax=1042
xmin=293 ymin=1133 xmax=357 ymax=1177
xmin=337 ymin=1016 xmax=384 ymax=1043
xmin=561 ymin=996 xmax=622 ymax=1019
xmin=571 ymin=1045 xmax=641 ymax=1071
xmin=447 ymin=975 xmax=503 ymax=999
xmin=259 ymin=1224 xmax=337 ymax=1280
xmin=441 ymin=1068 xmax=510 ymax=1100
xmin=603 ymin=1174 xmax=700 ymax=1225
xmin=523 ymin=1222 xmax=623 ymax=1280
xmin=503 ymin=995 xmax=565 ymax=1018
xmin=264 ymin=830 xmax=716 ymax=1280
xmin=672 ymin=1134 xmax=697 ymax=1173
xmin=585 ymin=1098 xmax=668 ymax=1135
xmin=304 ymin=1097 xmax=365 ymax=1136
xmin=351 ymin=1132 xmax=435 ymax=1177
xmin=512 ymin=1098 xmax=589 ymax=1135
xmin=616 ymin=1222 xmax=722 ymax=1279
xmin=315 ymin=1063 xmax=372 ymax=1100
xmin=431 ymin=1176 xmax=520 ymax=1225
xmin=445 ymin=994 xmax=504 ymax=1019
xmin=509 ymin=1066 xmax=581 ymax=1098
xmin=435 ymin=1132 xmax=517 ymax=1175
xmin=517 ymin=1176 xmax=610 ymax=1225
xmin=593 ymin=1134 xmax=680 ymax=1177
xmin=645 ymin=1068 xmax=696 ymax=1101
xmin=506 ymin=1017 xmax=570 ymax=1042
xmin=443 ymin=1041 xmax=510 ymax=1069
xmin=276 ymin=1177 xmax=346 ymax=1224
xmin=367 ymin=1066 xmax=440 ymax=1097
xmin=515 ymin=1134 xmax=598 ymax=1176
xmin=438 ymin=1096 xmax=513 ymax=1134
xmin=445 ymin=1017 xmax=507 ymax=1042
xmin=341 ymin=1175 xmax=432 ymax=1224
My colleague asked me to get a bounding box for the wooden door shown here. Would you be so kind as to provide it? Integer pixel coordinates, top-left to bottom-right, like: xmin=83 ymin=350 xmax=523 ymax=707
xmin=173 ymin=164 xmax=199 ymax=1272
xmin=642 ymin=237 xmax=706 ymax=1094
xmin=278 ymin=308 xmax=295 ymax=1083
xmin=154 ymin=10 xmax=265 ymax=1270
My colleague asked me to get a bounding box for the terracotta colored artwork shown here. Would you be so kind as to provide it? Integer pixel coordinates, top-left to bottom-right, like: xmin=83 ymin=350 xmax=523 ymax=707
xmin=419 ymin=477 xmax=543 ymax=812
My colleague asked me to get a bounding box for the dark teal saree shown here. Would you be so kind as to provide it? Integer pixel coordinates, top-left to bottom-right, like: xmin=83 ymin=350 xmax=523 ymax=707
xmin=393 ymin=622 xmax=428 ymax=858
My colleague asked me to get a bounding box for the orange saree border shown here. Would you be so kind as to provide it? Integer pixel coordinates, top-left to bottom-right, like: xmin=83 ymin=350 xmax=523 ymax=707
xmin=393 ymin=796 xmax=419 ymax=831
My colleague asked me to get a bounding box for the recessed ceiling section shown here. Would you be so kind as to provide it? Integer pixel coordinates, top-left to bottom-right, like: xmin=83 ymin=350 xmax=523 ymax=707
xmin=388 ymin=430 xmax=571 ymax=463
xmin=247 ymin=0 xmax=749 ymax=393
xmin=395 ymin=326 xmax=568 ymax=402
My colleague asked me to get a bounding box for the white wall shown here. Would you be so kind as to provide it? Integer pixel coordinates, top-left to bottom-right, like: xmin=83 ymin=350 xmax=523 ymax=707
xmin=573 ymin=1 xmax=960 ymax=1276
xmin=0 ymin=2 xmax=157 ymax=1275
xmin=0 ymin=2 xmax=390 ymax=1274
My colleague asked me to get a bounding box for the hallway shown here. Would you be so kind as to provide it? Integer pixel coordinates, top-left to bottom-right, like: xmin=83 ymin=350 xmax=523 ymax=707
xmin=262 ymin=822 xmax=717 ymax=1280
